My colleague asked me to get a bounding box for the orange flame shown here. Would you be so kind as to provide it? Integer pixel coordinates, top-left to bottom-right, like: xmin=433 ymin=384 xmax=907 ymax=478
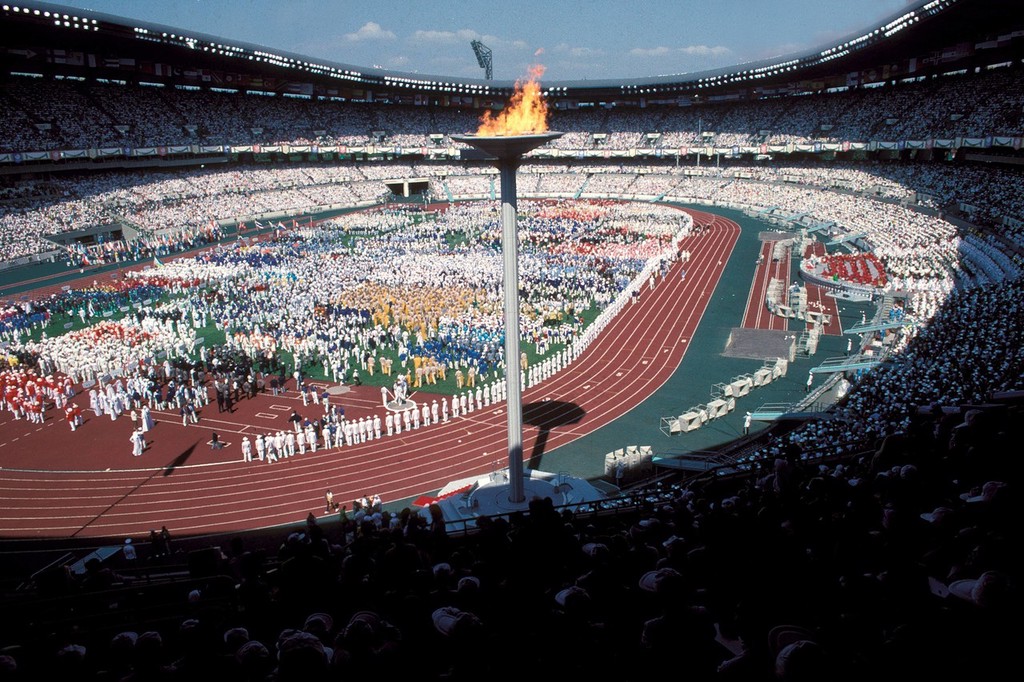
xmin=476 ymin=64 xmax=549 ymax=136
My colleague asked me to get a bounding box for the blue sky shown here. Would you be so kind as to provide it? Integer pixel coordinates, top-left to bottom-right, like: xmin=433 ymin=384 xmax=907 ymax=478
xmin=52 ymin=0 xmax=913 ymax=81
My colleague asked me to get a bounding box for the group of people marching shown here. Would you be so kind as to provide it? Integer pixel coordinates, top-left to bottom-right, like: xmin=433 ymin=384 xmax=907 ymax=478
xmin=1 ymin=367 xmax=75 ymax=425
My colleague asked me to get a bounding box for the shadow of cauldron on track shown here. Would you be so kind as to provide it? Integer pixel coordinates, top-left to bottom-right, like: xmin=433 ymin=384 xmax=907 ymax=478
xmin=523 ymin=400 xmax=585 ymax=470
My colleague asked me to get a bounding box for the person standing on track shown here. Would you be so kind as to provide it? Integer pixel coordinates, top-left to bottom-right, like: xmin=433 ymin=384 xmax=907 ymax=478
xmin=305 ymin=423 xmax=318 ymax=453
xmin=130 ymin=428 xmax=145 ymax=456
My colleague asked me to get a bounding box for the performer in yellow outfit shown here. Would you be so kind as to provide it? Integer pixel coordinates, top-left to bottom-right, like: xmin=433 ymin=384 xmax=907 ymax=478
xmin=455 ymin=369 xmax=464 ymax=389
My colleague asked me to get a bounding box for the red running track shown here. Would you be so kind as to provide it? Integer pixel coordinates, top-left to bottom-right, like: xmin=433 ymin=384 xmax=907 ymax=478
xmin=741 ymin=238 xmax=791 ymax=331
xmin=0 ymin=208 xmax=739 ymax=540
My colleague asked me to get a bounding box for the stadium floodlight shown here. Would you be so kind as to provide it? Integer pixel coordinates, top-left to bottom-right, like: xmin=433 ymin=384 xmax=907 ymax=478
xmin=471 ymin=39 xmax=493 ymax=80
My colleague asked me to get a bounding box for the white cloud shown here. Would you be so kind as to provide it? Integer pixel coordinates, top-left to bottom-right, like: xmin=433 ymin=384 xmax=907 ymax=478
xmin=680 ymin=45 xmax=731 ymax=57
xmin=344 ymin=21 xmax=396 ymax=42
xmin=411 ymin=29 xmax=530 ymax=53
xmin=629 ymin=44 xmax=730 ymax=58
xmin=630 ymin=46 xmax=672 ymax=57
xmin=412 ymin=28 xmax=480 ymax=45
xmin=553 ymin=43 xmax=603 ymax=58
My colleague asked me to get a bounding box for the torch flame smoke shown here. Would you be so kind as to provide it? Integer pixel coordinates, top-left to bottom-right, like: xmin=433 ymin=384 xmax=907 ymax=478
xmin=476 ymin=64 xmax=549 ymax=136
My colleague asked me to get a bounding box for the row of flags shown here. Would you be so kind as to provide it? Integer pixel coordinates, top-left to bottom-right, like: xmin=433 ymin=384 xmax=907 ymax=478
xmin=69 ymin=216 xmax=317 ymax=269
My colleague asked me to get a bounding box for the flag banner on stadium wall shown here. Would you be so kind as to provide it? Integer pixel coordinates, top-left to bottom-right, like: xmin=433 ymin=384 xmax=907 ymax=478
xmin=1 ymin=133 xmax=1015 ymax=168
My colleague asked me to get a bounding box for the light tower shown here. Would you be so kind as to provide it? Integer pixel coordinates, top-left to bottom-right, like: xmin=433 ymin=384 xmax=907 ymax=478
xmin=471 ymin=40 xmax=493 ymax=80
xmin=451 ymin=131 xmax=562 ymax=504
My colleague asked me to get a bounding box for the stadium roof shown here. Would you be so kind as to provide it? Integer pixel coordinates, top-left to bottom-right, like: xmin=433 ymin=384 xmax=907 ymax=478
xmin=2 ymin=0 xmax=1023 ymax=104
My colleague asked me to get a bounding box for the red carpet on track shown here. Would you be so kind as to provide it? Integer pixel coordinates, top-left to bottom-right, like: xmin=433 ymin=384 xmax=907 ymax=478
xmin=0 ymin=208 xmax=740 ymax=540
